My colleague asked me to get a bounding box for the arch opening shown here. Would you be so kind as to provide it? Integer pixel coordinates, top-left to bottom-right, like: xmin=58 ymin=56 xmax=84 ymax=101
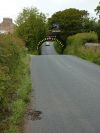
xmin=37 ymin=37 xmax=64 ymax=54
xmin=37 ymin=36 xmax=64 ymax=50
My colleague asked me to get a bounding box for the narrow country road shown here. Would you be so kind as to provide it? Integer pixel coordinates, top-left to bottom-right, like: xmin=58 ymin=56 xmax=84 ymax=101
xmin=41 ymin=41 xmax=57 ymax=55
xmin=25 ymin=42 xmax=100 ymax=133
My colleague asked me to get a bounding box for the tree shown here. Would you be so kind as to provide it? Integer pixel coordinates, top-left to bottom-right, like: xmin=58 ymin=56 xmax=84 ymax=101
xmin=95 ymin=2 xmax=100 ymax=19
xmin=95 ymin=2 xmax=100 ymax=41
xmin=83 ymin=17 xmax=97 ymax=32
xmin=15 ymin=7 xmax=47 ymax=50
xmin=48 ymin=8 xmax=89 ymax=43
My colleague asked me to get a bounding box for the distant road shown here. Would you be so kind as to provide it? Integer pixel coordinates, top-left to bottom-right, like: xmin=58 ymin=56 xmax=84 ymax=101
xmin=25 ymin=42 xmax=100 ymax=133
xmin=41 ymin=41 xmax=57 ymax=55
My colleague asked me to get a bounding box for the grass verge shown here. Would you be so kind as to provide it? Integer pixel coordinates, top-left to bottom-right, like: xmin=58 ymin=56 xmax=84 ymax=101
xmin=64 ymin=46 xmax=100 ymax=65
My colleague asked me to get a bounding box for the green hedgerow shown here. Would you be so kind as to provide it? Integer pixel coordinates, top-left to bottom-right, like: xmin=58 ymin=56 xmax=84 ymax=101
xmin=64 ymin=32 xmax=100 ymax=65
xmin=0 ymin=34 xmax=32 ymax=133
xmin=67 ymin=32 xmax=98 ymax=46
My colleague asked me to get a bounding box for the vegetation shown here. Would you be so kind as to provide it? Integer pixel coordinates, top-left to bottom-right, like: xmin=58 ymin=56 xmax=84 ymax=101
xmin=95 ymin=2 xmax=100 ymax=42
xmin=15 ymin=4 xmax=100 ymax=54
xmin=0 ymin=35 xmax=31 ymax=133
xmin=82 ymin=17 xmax=97 ymax=32
xmin=64 ymin=46 xmax=100 ymax=65
xmin=1 ymin=3 xmax=100 ymax=132
xmin=48 ymin=3 xmax=100 ymax=44
xmin=95 ymin=2 xmax=100 ymax=19
xmin=67 ymin=32 xmax=98 ymax=46
xmin=48 ymin=8 xmax=89 ymax=35
xmin=64 ymin=32 xmax=100 ymax=65
xmin=48 ymin=8 xmax=93 ymax=43
xmin=15 ymin=7 xmax=47 ymax=52
xmin=54 ymin=41 xmax=64 ymax=54
xmin=96 ymin=21 xmax=100 ymax=41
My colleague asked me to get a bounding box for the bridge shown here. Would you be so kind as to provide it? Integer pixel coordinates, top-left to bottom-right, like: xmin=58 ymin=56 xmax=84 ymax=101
xmin=37 ymin=36 xmax=64 ymax=50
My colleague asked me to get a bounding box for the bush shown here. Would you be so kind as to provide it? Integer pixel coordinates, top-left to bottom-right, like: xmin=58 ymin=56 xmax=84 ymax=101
xmin=54 ymin=41 xmax=63 ymax=54
xmin=0 ymin=34 xmax=31 ymax=133
xmin=67 ymin=32 xmax=98 ymax=46
xmin=64 ymin=32 xmax=100 ymax=65
xmin=65 ymin=45 xmax=100 ymax=63
xmin=96 ymin=21 xmax=100 ymax=42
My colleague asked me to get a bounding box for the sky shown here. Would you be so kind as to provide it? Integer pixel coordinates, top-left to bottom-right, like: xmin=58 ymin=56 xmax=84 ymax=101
xmin=0 ymin=0 xmax=99 ymax=23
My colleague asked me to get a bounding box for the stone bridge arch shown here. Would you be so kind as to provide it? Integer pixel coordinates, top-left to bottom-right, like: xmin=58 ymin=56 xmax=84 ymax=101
xmin=37 ymin=36 xmax=64 ymax=50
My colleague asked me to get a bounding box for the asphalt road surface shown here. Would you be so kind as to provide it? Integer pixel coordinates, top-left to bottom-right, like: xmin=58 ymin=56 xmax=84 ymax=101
xmin=41 ymin=41 xmax=57 ymax=55
xmin=25 ymin=42 xmax=100 ymax=133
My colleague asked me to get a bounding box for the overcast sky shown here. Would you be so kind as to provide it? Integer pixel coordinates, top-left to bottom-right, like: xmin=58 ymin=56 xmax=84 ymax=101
xmin=0 ymin=0 xmax=99 ymax=22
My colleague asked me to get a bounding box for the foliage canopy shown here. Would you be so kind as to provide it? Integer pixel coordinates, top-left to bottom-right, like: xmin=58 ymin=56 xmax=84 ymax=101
xmin=15 ymin=7 xmax=47 ymax=50
xmin=48 ymin=8 xmax=89 ymax=36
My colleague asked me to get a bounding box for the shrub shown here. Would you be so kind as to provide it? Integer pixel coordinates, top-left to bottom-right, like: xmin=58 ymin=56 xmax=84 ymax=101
xmin=0 ymin=34 xmax=31 ymax=133
xmin=67 ymin=32 xmax=98 ymax=46
xmin=96 ymin=21 xmax=100 ymax=42
xmin=64 ymin=32 xmax=100 ymax=65
xmin=54 ymin=41 xmax=63 ymax=54
xmin=0 ymin=35 xmax=25 ymax=116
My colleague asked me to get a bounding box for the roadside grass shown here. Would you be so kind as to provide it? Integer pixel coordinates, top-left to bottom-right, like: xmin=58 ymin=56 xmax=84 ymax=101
xmin=8 ymin=55 xmax=31 ymax=133
xmin=64 ymin=32 xmax=100 ymax=65
xmin=64 ymin=46 xmax=100 ymax=64
xmin=27 ymin=49 xmax=38 ymax=55
xmin=0 ymin=34 xmax=32 ymax=133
